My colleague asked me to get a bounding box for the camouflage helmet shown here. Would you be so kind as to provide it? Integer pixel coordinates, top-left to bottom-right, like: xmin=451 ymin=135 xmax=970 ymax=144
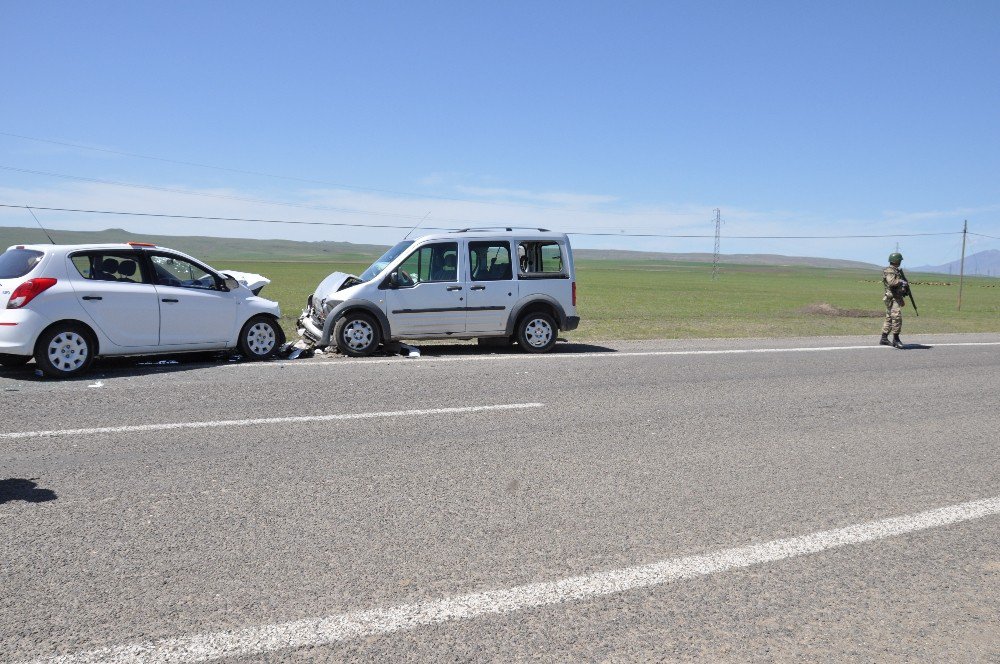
xmin=888 ymin=252 xmax=903 ymax=265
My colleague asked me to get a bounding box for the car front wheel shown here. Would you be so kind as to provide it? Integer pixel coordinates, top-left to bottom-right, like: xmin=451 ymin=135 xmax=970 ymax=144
xmin=34 ymin=323 xmax=96 ymax=378
xmin=334 ymin=312 xmax=381 ymax=357
xmin=516 ymin=311 xmax=558 ymax=353
xmin=238 ymin=315 xmax=284 ymax=360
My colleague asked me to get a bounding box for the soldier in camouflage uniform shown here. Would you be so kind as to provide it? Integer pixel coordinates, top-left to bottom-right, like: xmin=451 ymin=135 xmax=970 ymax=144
xmin=880 ymin=252 xmax=908 ymax=348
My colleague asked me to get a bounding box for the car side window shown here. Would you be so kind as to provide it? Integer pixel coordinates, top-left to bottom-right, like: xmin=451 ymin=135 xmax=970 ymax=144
xmin=396 ymin=242 xmax=458 ymax=286
xmin=469 ymin=241 xmax=512 ymax=281
xmin=70 ymin=252 xmax=148 ymax=284
xmin=150 ymin=254 xmax=220 ymax=290
xmin=518 ymin=241 xmax=566 ymax=278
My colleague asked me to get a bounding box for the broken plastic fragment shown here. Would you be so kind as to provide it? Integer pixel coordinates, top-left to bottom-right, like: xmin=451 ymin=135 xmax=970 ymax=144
xmin=400 ymin=343 xmax=421 ymax=358
xmin=88 ymin=381 xmax=104 ymax=388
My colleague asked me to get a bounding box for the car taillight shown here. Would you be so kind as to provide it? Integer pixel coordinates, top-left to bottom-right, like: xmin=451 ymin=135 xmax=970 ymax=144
xmin=7 ymin=278 xmax=57 ymax=309
xmin=572 ymin=281 xmax=577 ymax=307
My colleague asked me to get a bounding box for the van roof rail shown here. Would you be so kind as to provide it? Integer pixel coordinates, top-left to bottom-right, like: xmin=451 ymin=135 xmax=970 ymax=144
xmin=453 ymin=226 xmax=551 ymax=233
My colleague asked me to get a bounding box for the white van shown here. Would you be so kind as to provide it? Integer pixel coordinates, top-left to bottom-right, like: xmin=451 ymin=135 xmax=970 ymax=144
xmin=297 ymin=229 xmax=579 ymax=355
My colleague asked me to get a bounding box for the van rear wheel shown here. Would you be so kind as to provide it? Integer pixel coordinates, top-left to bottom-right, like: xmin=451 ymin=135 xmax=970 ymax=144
xmin=516 ymin=312 xmax=557 ymax=353
xmin=334 ymin=312 xmax=381 ymax=357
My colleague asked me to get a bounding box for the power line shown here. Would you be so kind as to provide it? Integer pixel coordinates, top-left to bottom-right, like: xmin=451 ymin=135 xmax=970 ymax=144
xmin=0 ymin=131 xmax=698 ymax=217
xmin=969 ymin=231 xmax=1000 ymax=240
xmin=0 ymin=203 xmax=969 ymax=240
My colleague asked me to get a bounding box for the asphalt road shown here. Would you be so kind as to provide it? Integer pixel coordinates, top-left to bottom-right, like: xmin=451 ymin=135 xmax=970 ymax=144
xmin=2 ymin=333 xmax=999 ymax=662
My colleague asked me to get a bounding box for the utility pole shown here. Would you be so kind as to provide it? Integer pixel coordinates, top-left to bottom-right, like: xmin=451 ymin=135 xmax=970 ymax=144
xmin=712 ymin=208 xmax=721 ymax=280
xmin=957 ymin=220 xmax=968 ymax=311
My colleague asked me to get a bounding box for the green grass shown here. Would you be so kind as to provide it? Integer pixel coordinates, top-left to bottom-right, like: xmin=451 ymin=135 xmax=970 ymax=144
xmin=221 ymin=258 xmax=1000 ymax=341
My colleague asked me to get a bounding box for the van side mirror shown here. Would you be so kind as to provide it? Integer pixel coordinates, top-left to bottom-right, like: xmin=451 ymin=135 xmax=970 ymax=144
xmin=388 ymin=271 xmax=400 ymax=288
xmin=223 ymin=277 xmax=240 ymax=291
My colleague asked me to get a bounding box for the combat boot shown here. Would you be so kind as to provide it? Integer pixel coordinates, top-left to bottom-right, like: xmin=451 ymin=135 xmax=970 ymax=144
xmin=892 ymin=334 xmax=904 ymax=349
xmin=879 ymin=333 xmax=891 ymax=346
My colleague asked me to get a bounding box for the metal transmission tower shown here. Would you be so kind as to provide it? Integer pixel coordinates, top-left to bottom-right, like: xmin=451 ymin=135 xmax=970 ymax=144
xmin=712 ymin=208 xmax=722 ymax=280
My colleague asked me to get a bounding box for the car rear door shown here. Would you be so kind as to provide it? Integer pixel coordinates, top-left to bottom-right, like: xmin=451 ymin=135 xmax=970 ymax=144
xmin=466 ymin=240 xmax=517 ymax=334
xmin=146 ymin=252 xmax=238 ymax=345
xmin=67 ymin=251 xmax=160 ymax=347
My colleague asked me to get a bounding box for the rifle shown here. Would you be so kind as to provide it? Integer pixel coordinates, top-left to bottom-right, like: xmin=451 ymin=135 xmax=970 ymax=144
xmin=898 ymin=268 xmax=919 ymax=316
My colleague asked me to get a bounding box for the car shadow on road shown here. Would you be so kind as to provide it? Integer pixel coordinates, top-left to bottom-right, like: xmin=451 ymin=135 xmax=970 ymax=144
xmin=0 ymin=478 xmax=57 ymax=505
xmin=0 ymin=352 xmax=257 ymax=383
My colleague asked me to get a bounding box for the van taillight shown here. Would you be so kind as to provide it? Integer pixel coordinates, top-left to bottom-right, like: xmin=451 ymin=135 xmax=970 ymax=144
xmin=7 ymin=278 xmax=57 ymax=309
xmin=572 ymin=281 xmax=577 ymax=306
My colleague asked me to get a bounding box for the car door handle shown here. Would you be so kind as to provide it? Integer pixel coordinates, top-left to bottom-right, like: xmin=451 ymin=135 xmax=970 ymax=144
xmin=446 ymin=286 xmax=463 ymax=291
xmin=81 ymin=295 xmax=102 ymax=301
xmin=161 ymin=298 xmax=179 ymax=303
xmin=470 ymin=285 xmax=486 ymax=291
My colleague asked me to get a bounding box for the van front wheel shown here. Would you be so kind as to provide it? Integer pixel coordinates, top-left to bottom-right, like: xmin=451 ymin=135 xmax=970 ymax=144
xmin=516 ymin=312 xmax=557 ymax=353
xmin=334 ymin=312 xmax=381 ymax=357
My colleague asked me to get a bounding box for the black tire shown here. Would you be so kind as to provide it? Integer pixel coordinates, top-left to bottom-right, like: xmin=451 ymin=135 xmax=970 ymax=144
xmin=34 ymin=323 xmax=96 ymax=378
xmin=334 ymin=311 xmax=381 ymax=357
xmin=238 ymin=315 xmax=285 ymax=360
xmin=0 ymin=354 xmax=31 ymax=368
xmin=515 ymin=311 xmax=558 ymax=353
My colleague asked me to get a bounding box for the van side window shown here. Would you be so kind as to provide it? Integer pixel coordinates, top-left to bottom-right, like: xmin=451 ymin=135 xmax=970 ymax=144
xmin=397 ymin=242 xmax=458 ymax=286
xmin=469 ymin=241 xmax=512 ymax=281
xmin=518 ymin=241 xmax=565 ymax=278
xmin=70 ymin=252 xmax=148 ymax=284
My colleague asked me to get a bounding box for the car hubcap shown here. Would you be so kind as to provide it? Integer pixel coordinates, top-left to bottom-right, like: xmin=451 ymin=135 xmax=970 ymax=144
xmin=343 ymin=320 xmax=374 ymax=350
xmin=246 ymin=322 xmax=276 ymax=356
xmin=524 ymin=318 xmax=553 ymax=348
xmin=47 ymin=332 xmax=88 ymax=372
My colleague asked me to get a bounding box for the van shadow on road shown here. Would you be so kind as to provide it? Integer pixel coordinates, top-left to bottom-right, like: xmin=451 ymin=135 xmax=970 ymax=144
xmin=0 ymin=478 xmax=57 ymax=505
xmin=394 ymin=341 xmax=618 ymax=357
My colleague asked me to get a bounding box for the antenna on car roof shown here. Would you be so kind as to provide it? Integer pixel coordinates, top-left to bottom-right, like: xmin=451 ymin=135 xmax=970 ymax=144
xmin=25 ymin=205 xmax=56 ymax=244
xmin=403 ymin=211 xmax=431 ymax=240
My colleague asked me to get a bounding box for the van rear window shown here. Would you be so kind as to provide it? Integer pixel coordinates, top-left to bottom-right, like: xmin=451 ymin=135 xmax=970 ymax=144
xmin=518 ymin=241 xmax=566 ymax=278
xmin=0 ymin=248 xmax=44 ymax=279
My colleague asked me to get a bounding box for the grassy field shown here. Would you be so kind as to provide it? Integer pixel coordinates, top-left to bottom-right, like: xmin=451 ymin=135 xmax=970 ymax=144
xmin=221 ymin=258 xmax=1000 ymax=341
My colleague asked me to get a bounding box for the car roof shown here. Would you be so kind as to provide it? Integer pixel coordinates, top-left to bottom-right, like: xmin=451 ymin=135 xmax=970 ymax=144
xmin=6 ymin=243 xmax=189 ymax=254
xmin=410 ymin=229 xmax=570 ymax=243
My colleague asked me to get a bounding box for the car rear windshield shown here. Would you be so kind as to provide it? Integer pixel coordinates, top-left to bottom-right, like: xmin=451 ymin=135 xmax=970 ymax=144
xmin=0 ymin=248 xmax=45 ymax=279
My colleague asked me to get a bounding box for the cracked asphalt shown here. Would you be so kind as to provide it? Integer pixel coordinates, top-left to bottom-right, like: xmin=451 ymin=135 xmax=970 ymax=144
xmin=2 ymin=333 xmax=998 ymax=662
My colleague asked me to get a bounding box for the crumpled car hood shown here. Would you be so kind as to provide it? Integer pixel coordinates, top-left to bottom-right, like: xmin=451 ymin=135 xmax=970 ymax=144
xmin=313 ymin=271 xmax=361 ymax=302
xmin=220 ymin=270 xmax=270 ymax=295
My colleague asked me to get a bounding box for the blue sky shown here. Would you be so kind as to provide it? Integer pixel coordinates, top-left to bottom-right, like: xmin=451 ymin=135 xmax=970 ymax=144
xmin=1 ymin=1 xmax=998 ymax=265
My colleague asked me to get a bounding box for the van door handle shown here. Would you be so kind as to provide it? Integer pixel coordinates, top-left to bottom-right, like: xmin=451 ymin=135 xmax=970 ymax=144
xmin=81 ymin=296 xmax=102 ymax=301
xmin=446 ymin=286 xmax=463 ymax=291
xmin=162 ymin=298 xmax=179 ymax=303
xmin=470 ymin=285 xmax=486 ymax=291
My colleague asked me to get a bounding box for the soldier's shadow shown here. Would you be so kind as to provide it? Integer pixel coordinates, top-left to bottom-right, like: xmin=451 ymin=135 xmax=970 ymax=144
xmin=899 ymin=343 xmax=933 ymax=350
xmin=0 ymin=478 xmax=57 ymax=504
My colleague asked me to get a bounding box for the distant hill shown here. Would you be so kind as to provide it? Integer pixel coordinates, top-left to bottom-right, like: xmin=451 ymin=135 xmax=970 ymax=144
xmin=1 ymin=224 xmax=880 ymax=269
xmin=574 ymin=249 xmax=878 ymax=270
xmin=0 ymin=226 xmax=387 ymax=262
xmin=914 ymin=250 xmax=1000 ymax=278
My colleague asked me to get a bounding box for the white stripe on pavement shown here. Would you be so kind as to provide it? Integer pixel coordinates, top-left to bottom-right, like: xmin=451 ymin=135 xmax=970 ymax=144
xmin=253 ymin=341 xmax=1000 ymax=367
xmin=30 ymin=495 xmax=1000 ymax=664
xmin=0 ymin=403 xmax=543 ymax=440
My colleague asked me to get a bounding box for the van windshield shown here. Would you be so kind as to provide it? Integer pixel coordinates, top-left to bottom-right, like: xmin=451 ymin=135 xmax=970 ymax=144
xmin=0 ymin=248 xmax=44 ymax=279
xmin=359 ymin=240 xmax=414 ymax=282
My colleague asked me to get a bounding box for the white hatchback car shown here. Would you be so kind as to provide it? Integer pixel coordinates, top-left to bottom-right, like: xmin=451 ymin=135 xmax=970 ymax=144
xmin=298 ymin=228 xmax=579 ymax=356
xmin=0 ymin=242 xmax=283 ymax=377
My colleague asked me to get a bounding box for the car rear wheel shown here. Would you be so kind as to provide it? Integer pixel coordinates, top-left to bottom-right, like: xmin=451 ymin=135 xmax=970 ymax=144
xmin=516 ymin=311 xmax=557 ymax=353
xmin=334 ymin=312 xmax=381 ymax=357
xmin=34 ymin=323 xmax=96 ymax=378
xmin=238 ymin=315 xmax=284 ymax=360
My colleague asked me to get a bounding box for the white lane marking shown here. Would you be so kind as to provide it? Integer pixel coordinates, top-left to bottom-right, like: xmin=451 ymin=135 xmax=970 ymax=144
xmin=30 ymin=495 xmax=1000 ymax=664
xmin=0 ymin=403 xmax=543 ymax=440
xmin=241 ymin=341 xmax=1000 ymax=368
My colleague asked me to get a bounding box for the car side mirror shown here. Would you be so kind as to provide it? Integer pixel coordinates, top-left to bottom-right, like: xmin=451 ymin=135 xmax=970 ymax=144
xmin=223 ymin=277 xmax=240 ymax=291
